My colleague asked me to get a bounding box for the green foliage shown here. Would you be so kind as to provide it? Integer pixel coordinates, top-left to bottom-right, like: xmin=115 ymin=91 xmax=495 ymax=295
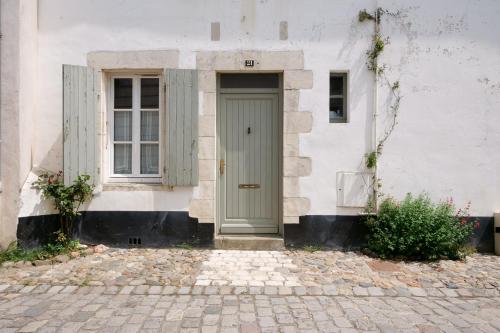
xmin=33 ymin=172 xmax=94 ymax=219
xmin=365 ymin=194 xmax=477 ymax=260
xmin=366 ymin=151 xmax=377 ymax=169
xmin=175 ymin=242 xmax=193 ymax=250
xmin=392 ymin=80 xmax=400 ymax=91
xmin=358 ymin=9 xmax=375 ymax=22
xmin=367 ymin=34 xmax=388 ymax=72
xmin=33 ymin=171 xmax=94 ymax=237
xmin=357 ymin=7 xmax=403 ymax=212
xmin=303 ymin=245 xmax=323 ymax=253
xmin=0 ymin=236 xmax=80 ymax=265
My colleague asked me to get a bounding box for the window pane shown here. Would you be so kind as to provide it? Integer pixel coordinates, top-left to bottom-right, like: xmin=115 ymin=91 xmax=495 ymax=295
xmin=114 ymin=78 xmax=132 ymax=109
xmin=141 ymin=78 xmax=159 ymax=108
xmin=220 ymin=74 xmax=279 ymax=88
xmin=141 ymin=144 xmax=159 ymax=174
xmin=330 ymin=75 xmax=344 ymax=96
xmin=114 ymin=144 xmax=132 ymax=174
xmin=141 ymin=111 xmax=159 ymax=141
xmin=330 ymin=98 xmax=344 ymax=120
xmin=114 ymin=111 xmax=132 ymax=141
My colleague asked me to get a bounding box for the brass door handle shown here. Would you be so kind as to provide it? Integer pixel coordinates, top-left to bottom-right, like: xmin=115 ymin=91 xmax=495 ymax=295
xmin=239 ymin=184 xmax=260 ymax=189
xmin=219 ymin=159 xmax=225 ymax=175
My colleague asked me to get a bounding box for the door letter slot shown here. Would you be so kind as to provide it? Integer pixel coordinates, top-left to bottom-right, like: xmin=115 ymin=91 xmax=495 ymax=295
xmin=238 ymin=184 xmax=260 ymax=189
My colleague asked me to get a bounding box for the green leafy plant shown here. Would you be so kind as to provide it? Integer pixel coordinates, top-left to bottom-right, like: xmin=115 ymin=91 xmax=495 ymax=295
xmin=303 ymin=245 xmax=323 ymax=253
xmin=175 ymin=242 xmax=193 ymax=250
xmin=0 ymin=238 xmax=80 ymax=265
xmin=33 ymin=171 xmax=94 ymax=240
xmin=365 ymin=151 xmax=377 ymax=169
xmin=358 ymin=8 xmax=403 ymax=212
xmin=367 ymin=34 xmax=388 ymax=72
xmin=358 ymin=9 xmax=375 ymax=22
xmin=364 ymin=194 xmax=478 ymax=260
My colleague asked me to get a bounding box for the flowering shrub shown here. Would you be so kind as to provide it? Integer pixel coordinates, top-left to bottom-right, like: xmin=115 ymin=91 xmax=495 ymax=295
xmin=365 ymin=193 xmax=478 ymax=260
xmin=33 ymin=171 xmax=94 ymax=240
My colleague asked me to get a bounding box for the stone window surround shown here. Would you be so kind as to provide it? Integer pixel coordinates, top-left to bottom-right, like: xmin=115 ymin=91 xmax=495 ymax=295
xmin=87 ymin=49 xmax=312 ymax=229
xmin=87 ymin=50 xmax=179 ymax=190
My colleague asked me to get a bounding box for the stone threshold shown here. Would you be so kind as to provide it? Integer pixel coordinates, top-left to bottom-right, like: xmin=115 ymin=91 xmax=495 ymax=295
xmin=214 ymin=235 xmax=285 ymax=250
xmin=1 ymin=284 xmax=498 ymax=298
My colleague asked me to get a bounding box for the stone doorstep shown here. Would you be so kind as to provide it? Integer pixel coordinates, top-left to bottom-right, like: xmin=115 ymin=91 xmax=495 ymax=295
xmin=214 ymin=235 xmax=285 ymax=251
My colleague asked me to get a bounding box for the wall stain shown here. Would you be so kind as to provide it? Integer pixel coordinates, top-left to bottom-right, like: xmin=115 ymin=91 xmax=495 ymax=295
xmin=309 ymin=22 xmax=325 ymax=42
xmin=478 ymin=78 xmax=500 ymax=95
xmin=438 ymin=15 xmax=468 ymax=34
xmin=240 ymin=0 xmax=256 ymax=38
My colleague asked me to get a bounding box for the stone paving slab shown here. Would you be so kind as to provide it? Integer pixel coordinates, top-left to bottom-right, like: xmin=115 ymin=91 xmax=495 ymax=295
xmin=290 ymin=251 xmax=500 ymax=291
xmin=0 ymin=287 xmax=499 ymax=332
xmin=0 ymin=248 xmax=207 ymax=287
xmin=0 ymin=283 xmax=498 ymax=299
xmin=1 ymin=249 xmax=500 ymax=332
xmin=196 ymin=250 xmax=302 ymax=287
xmin=1 ymin=249 xmax=499 ymax=295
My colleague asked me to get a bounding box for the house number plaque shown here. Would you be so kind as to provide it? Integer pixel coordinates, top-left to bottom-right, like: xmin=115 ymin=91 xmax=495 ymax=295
xmin=244 ymin=60 xmax=255 ymax=67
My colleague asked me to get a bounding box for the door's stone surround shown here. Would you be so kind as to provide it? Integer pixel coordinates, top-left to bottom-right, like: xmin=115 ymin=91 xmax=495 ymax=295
xmin=189 ymin=50 xmax=312 ymax=227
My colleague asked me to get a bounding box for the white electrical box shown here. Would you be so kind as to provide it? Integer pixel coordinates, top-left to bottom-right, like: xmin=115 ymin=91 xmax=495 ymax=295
xmin=336 ymin=172 xmax=374 ymax=207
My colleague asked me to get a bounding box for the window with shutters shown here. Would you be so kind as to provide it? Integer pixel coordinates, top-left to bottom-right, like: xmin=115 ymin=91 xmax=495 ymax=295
xmin=108 ymin=75 xmax=162 ymax=182
xmin=329 ymin=72 xmax=348 ymax=123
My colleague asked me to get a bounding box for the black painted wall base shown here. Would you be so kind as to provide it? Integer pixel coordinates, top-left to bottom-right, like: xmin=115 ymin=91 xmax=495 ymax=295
xmin=284 ymin=215 xmax=494 ymax=253
xmin=284 ymin=215 xmax=368 ymax=250
xmin=17 ymin=211 xmax=214 ymax=249
xmin=18 ymin=212 xmax=494 ymax=252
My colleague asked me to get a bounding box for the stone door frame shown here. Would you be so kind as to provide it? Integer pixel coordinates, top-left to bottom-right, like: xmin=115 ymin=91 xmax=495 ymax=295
xmin=189 ymin=50 xmax=313 ymax=237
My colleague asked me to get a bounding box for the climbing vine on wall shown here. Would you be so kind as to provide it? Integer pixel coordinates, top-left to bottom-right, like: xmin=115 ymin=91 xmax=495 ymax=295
xmin=358 ymin=8 xmax=403 ymax=212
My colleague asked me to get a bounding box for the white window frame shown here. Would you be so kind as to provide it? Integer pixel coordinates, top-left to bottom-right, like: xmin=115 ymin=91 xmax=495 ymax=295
xmin=107 ymin=73 xmax=163 ymax=183
xmin=329 ymin=72 xmax=348 ymax=123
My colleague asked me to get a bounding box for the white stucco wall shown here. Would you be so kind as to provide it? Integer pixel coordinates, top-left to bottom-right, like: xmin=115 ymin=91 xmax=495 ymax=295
xmin=0 ymin=0 xmax=38 ymax=248
xmin=14 ymin=0 xmax=500 ymax=222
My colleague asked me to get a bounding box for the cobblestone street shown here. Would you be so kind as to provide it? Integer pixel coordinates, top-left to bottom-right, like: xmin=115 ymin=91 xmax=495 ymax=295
xmin=1 ymin=286 xmax=500 ymax=333
xmin=1 ymin=248 xmax=499 ymax=332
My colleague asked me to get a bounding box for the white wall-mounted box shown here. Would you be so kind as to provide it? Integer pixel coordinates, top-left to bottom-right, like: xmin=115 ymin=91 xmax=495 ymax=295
xmin=336 ymin=172 xmax=373 ymax=208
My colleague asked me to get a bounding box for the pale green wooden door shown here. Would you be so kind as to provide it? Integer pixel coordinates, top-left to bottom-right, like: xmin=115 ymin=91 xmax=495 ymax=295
xmin=219 ymin=93 xmax=279 ymax=233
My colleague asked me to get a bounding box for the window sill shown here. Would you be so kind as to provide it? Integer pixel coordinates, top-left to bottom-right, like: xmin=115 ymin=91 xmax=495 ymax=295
xmin=329 ymin=119 xmax=348 ymax=124
xmin=102 ymin=183 xmax=173 ymax=192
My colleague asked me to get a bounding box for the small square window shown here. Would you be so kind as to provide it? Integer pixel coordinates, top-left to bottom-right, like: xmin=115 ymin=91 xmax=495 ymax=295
xmin=329 ymin=73 xmax=348 ymax=123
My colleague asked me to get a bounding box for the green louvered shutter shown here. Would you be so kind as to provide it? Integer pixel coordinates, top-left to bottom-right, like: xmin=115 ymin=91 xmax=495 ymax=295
xmin=165 ymin=69 xmax=199 ymax=186
xmin=63 ymin=65 xmax=100 ymax=185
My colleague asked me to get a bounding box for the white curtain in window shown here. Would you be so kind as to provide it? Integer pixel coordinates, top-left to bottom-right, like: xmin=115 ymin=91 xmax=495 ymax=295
xmin=114 ymin=144 xmax=132 ymax=174
xmin=141 ymin=144 xmax=159 ymax=174
xmin=140 ymin=111 xmax=159 ymax=141
xmin=114 ymin=111 xmax=132 ymax=141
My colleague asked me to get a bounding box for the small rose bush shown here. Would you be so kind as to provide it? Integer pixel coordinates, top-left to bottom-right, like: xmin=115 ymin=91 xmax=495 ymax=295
xmin=33 ymin=171 xmax=93 ymax=241
xmin=365 ymin=193 xmax=478 ymax=260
